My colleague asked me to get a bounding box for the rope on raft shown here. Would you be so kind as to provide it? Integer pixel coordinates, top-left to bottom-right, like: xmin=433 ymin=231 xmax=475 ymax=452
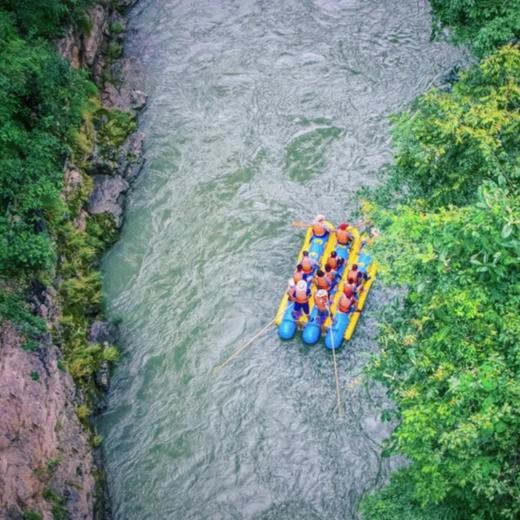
xmin=327 ymin=302 xmax=343 ymax=417
xmin=213 ymin=318 xmax=276 ymax=373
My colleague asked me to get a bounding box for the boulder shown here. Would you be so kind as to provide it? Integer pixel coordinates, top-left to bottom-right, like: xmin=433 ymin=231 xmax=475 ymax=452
xmin=102 ymin=83 xmax=147 ymax=112
xmin=119 ymin=131 xmax=145 ymax=181
xmin=87 ymin=175 xmax=129 ymax=227
xmin=89 ymin=321 xmax=118 ymax=345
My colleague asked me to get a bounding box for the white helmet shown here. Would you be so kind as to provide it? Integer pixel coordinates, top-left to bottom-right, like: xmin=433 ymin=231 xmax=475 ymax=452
xmin=288 ymin=278 xmax=296 ymax=288
xmin=314 ymin=214 xmax=325 ymax=223
xmin=296 ymin=280 xmax=307 ymax=291
xmin=316 ymin=289 xmax=327 ymax=298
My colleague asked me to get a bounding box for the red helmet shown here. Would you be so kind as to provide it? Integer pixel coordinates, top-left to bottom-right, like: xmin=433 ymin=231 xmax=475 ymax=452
xmin=344 ymin=286 xmax=354 ymax=297
xmin=339 ymin=223 xmax=349 ymax=230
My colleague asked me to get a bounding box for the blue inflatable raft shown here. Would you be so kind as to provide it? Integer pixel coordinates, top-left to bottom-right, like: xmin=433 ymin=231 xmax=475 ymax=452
xmin=301 ymin=228 xmax=361 ymax=345
xmin=274 ymin=223 xmax=334 ymax=340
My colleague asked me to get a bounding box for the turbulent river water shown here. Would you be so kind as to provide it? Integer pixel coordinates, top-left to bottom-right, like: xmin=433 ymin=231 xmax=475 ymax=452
xmin=98 ymin=1 xmax=466 ymax=518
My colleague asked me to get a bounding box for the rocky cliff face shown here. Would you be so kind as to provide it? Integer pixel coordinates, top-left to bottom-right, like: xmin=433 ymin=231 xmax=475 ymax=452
xmin=0 ymin=325 xmax=96 ymax=520
xmin=0 ymin=2 xmax=145 ymax=519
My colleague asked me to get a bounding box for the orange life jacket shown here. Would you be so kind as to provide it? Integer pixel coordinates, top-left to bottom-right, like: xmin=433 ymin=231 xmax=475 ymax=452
xmin=293 ymin=270 xmax=304 ymax=282
xmin=312 ymin=222 xmax=326 ymax=236
xmin=327 ymin=255 xmax=339 ymax=270
xmin=347 ymin=269 xmax=359 ymax=284
xmin=343 ymin=283 xmax=357 ymax=296
xmin=302 ymin=257 xmax=313 ymax=274
xmin=295 ymin=287 xmax=309 ymax=304
xmin=336 ymin=228 xmax=351 ymax=245
xmin=315 ymin=294 xmax=328 ymax=312
xmin=338 ymin=294 xmax=354 ymax=313
xmin=316 ymin=276 xmax=330 ymax=290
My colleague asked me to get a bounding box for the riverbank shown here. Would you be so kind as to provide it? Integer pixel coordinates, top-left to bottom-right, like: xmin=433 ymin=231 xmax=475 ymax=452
xmin=0 ymin=2 xmax=145 ymax=518
xmin=359 ymin=2 xmax=520 ymax=516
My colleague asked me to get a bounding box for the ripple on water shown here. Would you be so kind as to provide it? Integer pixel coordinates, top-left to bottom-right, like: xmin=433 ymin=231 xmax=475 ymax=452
xmin=99 ymin=0 xmax=467 ymax=518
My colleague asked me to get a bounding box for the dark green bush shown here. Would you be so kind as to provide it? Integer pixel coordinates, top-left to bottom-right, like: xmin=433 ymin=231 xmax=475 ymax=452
xmin=431 ymin=0 xmax=520 ymax=56
xmin=0 ymin=12 xmax=96 ymax=276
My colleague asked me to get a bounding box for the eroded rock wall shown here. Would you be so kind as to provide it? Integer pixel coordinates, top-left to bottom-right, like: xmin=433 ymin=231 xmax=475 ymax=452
xmin=0 ymin=325 xmax=96 ymax=520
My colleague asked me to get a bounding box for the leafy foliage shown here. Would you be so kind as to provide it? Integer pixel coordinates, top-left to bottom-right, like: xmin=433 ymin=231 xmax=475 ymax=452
xmin=0 ymin=12 xmax=95 ymax=274
xmin=361 ymin=47 xmax=520 ymax=520
xmin=1 ymin=0 xmax=94 ymax=39
xmin=431 ymin=0 xmax=520 ymax=56
xmin=389 ymin=46 xmax=520 ymax=208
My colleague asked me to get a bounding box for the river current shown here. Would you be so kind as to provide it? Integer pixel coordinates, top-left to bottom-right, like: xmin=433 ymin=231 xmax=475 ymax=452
xmin=98 ymin=1 xmax=466 ymax=518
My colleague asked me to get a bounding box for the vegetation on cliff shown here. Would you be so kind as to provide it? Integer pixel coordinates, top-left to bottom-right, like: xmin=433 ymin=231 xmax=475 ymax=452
xmin=360 ymin=4 xmax=520 ymax=518
xmin=0 ymin=2 xmax=133 ymax=388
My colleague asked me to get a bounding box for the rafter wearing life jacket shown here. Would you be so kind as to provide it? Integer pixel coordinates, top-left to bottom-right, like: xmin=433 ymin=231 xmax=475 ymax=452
xmin=301 ymin=250 xmax=316 ymax=277
xmin=314 ymin=289 xmax=330 ymax=324
xmin=314 ymin=269 xmax=331 ymax=291
xmin=287 ymin=278 xmax=296 ymax=301
xmin=312 ymin=214 xmax=334 ymax=238
xmin=293 ymin=264 xmax=304 ymax=282
xmin=326 ymin=250 xmax=343 ymax=271
xmin=338 ymin=286 xmax=358 ymax=314
xmin=292 ymin=280 xmax=311 ymax=319
xmin=324 ymin=265 xmax=337 ymax=291
xmin=336 ymin=223 xmax=353 ymax=246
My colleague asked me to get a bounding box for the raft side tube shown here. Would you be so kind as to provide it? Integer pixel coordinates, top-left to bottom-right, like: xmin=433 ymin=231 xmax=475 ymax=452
xmin=324 ymin=250 xmax=373 ymax=350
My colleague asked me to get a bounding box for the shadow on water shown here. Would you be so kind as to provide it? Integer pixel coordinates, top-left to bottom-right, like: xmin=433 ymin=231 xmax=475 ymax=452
xmin=98 ymin=1 xmax=468 ymax=518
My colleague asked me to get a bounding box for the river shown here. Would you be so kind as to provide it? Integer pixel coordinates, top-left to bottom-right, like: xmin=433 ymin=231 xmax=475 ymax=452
xmin=98 ymin=1 xmax=466 ymax=518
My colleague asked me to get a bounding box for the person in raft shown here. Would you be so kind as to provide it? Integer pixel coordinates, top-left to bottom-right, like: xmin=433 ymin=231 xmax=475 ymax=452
xmin=326 ymin=250 xmax=344 ymax=271
xmin=293 ymin=263 xmax=305 ymax=283
xmin=324 ymin=265 xmax=338 ymax=291
xmin=314 ymin=269 xmax=331 ymax=291
xmin=312 ymin=214 xmax=335 ymax=238
xmin=314 ymin=289 xmax=330 ymax=325
xmin=301 ymin=250 xmax=317 ymax=279
xmin=292 ymin=280 xmax=311 ymax=319
xmin=336 ymin=222 xmax=353 ymax=246
xmin=347 ymin=264 xmax=370 ymax=286
xmin=287 ymin=278 xmax=296 ymax=301
xmin=338 ymin=286 xmax=359 ymax=314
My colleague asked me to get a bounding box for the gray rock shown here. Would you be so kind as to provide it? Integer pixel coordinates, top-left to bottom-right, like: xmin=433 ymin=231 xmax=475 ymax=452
xmin=130 ymin=89 xmax=147 ymax=111
xmin=87 ymin=175 xmax=129 ymax=227
xmin=89 ymin=321 xmax=117 ymax=344
xmin=83 ymin=5 xmax=108 ymax=67
xmin=102 ymin=83 xmax=147 ymax=113
xmin=95 ymin=361 xmax=111 ymax=392
xmin=119 ymin=131 xmax=145 ymax=181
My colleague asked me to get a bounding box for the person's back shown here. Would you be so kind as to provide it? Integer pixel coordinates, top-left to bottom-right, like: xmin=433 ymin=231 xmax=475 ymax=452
xmin=293 ymin=264 xmax=304 ymax=282
xmin=326 ymin=251 xmax=343 ymax=270
xmin=314 ymin=269 xmax=330 ymax=290
xmin=292 ymin=280 xmax=311 ymax=319
xmin=314 ymin=289 xmax=329 ymax=324
xmin=324 ymin=265 xmax=337 ymax=291
xmin=287 ymin=278 xmax=296 ymax=301
xmin=312 ymin=214 xmax=334 ymax=238
xmin=338 ymin=293 xmax=355 ymax=313
xmin=336 ymin=223 xmax=352 ymax=246
xmin=301 ymin=251 xmax=315 ymax=276
xmin=347 ymin=264 xmax=360 ymax=285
